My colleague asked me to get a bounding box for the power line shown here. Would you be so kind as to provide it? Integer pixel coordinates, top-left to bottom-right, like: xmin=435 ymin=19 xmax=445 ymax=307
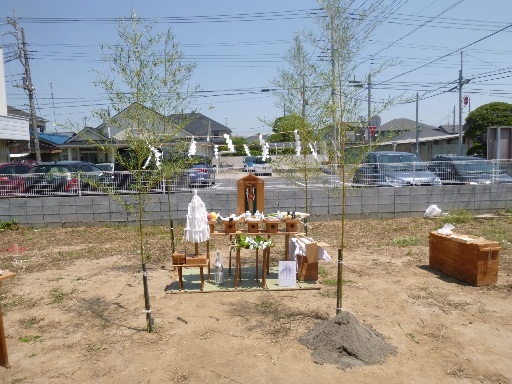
xmin=377 ymin=22 xmax=512 ymax=86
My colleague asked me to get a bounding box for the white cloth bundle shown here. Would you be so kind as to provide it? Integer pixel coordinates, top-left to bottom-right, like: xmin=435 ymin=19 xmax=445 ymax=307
xmin=184 ymin=190 xmax=210 ymax=243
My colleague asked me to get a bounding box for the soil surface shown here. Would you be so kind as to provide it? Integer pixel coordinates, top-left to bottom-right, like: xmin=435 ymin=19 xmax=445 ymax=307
xmin=0 ymin=216 xmax=511 ymax=384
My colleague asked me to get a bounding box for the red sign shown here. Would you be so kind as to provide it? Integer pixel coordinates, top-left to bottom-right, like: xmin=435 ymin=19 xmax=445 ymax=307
xmin=368 ymin=126 xmax=377 ymax=135
xmin=463 ymin=95 xmax=470 ymax=106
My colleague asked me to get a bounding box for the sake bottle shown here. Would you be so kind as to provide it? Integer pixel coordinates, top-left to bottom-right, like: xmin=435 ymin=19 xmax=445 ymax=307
xmin=214 ymin=251 xmax=224 ymax=285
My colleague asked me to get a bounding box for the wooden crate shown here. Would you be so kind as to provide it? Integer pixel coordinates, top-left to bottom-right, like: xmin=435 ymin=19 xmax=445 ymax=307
xmin=296 ymin=236 xmax=318 ymax=281
xmin=429 ymin=232 xmax=500 ymax=286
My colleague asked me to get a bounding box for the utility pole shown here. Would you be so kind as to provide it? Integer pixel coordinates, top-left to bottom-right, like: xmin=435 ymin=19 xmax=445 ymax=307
xmin=349 ymin=74 xmax=372 ymax=144
xmin=415 ymin=93 xmax=419 ymax=155
xmin=330 ymin=14 xmax=337 ymax=165
xmin=8 ymin=18 xmax=42 ymax=163
xmin=367 ymin=73 xmax=372 ymax=144
xmin=452 ymin=106 xmax=456 ymax=134
xmin=458 ymin=52 xmax=470 ymax=156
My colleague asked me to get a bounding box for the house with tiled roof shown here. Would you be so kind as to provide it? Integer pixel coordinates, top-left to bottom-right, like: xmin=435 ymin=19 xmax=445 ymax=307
xmin=61 ymin=103 xmax=232 ymax=163
xmin=372 ymin=118 xmax=466 ymax=160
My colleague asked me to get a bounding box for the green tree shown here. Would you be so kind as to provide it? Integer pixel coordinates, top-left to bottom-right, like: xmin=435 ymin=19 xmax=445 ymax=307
xmin=465 ymin=102 xmax=512 ymax=156
xmin=94 ymin=12 xmax=197 ymax=332
xmin=270 ymin=115 xmax=302 ymax=142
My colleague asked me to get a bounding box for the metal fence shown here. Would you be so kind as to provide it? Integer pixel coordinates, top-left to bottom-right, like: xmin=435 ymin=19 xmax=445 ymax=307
xmin=2 ymin=160 xmax=512 ymax=198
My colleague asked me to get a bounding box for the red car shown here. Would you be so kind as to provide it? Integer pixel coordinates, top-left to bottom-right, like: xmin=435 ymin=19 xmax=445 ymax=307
xmin=0 ymin=162 xmax=35 ymax=196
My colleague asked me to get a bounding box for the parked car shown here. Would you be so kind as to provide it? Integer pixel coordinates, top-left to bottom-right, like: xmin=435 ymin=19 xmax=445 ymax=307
xmin=22 ymin=161 xmax=108 ymax=195
xmin=243 ymin=156 xmax=272 ymax=176
xmin=352 ymin=151 xmax=442 ymax=187
xmin=96 ymin=162 xmax=134 ymax=191
xmin=428 ymin=155 xmax=512 ymax=184
xmin=0 ymin=162 xmax=35 ymax=196
xmin=163 ymin=154 xmax=215 ymax=189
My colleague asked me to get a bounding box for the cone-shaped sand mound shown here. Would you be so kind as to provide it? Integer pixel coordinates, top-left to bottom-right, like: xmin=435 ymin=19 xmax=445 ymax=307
xmin=299 ymin=311 xmax=397 ymax=370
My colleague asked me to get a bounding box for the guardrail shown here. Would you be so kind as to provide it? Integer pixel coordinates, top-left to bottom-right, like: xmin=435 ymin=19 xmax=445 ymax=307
xmin=1 ymin=160 xmax=512 ymax=198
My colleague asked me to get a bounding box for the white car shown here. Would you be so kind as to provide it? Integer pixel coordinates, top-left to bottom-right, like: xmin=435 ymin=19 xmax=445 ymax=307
xmin=253 ymin=157 xmax=272 ymax=176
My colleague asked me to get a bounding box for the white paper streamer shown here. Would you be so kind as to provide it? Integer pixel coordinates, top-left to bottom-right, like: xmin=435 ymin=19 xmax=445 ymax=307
xmin=309 ymin=142 xmax=318 ymax=160
xmin=188 ymin=136 xmax=196 ymax=157
xmin=294 ymin=130 xmax=301 ymax=157
xmin=224 ymin=134 xmax=235 ymax=152
xmin=262 ymin=142 xmax=270 ymax=162
xmin=243 ymin=144 xmax=251 ymax=157
xmin=142 ymin=142 xmax=162 ymax=169
xmin=214 ymin=144 xmax=219 ymax=159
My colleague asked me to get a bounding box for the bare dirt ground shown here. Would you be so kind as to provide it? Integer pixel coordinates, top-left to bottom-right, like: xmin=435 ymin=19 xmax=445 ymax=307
xmin=1 ymin=215 xmax=511 ymax=384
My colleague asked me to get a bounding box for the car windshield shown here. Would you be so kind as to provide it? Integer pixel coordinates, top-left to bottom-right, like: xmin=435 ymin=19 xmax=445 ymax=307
xmin=97 ymin=164 xmax=114 ymax=172
xmin=376 ymin=154 xmax=427 ymax=171
xmin=31 ymin=165 xmax=71 ymax=173
xmin=453 ymin=160 xmax=494 ymax=173
xmin=255 ymin=157 xmax=270 ymax=164
xmin=244 ymin=157 xmax=257 ymax=165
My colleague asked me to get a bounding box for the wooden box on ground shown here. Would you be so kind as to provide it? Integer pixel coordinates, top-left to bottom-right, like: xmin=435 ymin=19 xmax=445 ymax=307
xmin=429 ymin=232 xmax=500 ymax=286
xmin=295 ymin=235 xmax=318 ymax=281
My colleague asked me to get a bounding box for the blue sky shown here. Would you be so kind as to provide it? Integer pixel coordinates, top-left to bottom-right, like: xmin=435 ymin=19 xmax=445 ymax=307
xmin=1 ymin=0 xmax=512 ymax=136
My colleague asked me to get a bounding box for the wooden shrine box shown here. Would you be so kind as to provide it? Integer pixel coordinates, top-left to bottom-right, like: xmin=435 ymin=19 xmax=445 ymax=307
xmin=284 ymin=219 xmax=300 ymax=233
xmin=224 ymin=220 xmax=237 ymax=234
xmin=429 ymin=232 xmax=500 ymax=286
xmin=246 ymin=220 xmax=261 ymax=233
xmin=172 ymin=251 xmax=186 ymax=265
xmin=296 ymin=235 xmax=318 ymax=281
xmin=265 ymin=219 xmax=280 ymax=233
xmin=237 ymin=174 xmax=264 ymax=215
xmin=208 ymin=221 xmax=216 ymax=234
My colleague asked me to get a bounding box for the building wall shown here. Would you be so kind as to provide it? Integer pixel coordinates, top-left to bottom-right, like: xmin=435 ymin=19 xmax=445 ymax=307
xmin=2 ymin=184 xmax=511 ymax=228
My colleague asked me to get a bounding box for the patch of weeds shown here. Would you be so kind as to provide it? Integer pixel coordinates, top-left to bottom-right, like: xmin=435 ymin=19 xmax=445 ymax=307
xmin=321 ymin=278 xmax=339 ymax=286
xmin=256 ymin=300 xmax=276 ymax=311
xmin=49 ymin=288 xmax=67 ymax=304
xmin=28 ymin=353 xmax=37 ymax=358
xmin=86 ymin=342 xmax=104 ymax=354
xmin=19 ymin=316 xmax=43 ymax=329
xmin=74 ymin=276 xmax=86 ymax=281
xmin=445 ymin=362 xmax=470 ymax=378
xmin=172 ymin=368 xmax=188 ymax=382
xmin=393 ymin=236 xmax=422 ymax=247
xmin=48 ymin=276 xmax=64 ymax=282
xmin=318 ymin=288 xmax=337 ymax=298
xmin=0 ymin=219 xmax=21 ymax=231
xmin=398 ymin=322 xmax=420 ymax=344
xmin=477 ymin=306 xmax=490 ymax=314
xmin=2 ymin=296 xmax=40 ymax=312
xmin=439 ymin=209 xmax=473 ymax=225
xmin=19 ymin=335 xmax=43 ymax=343
xmin=11 ymin=377 xmax=28 ymax=384
xmin=318 ymin=267 xmax=328 ymax=278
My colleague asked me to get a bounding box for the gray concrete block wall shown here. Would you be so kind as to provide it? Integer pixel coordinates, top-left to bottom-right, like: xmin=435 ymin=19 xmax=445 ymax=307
xmin=2 ymin=183 xmax=512 ymax=227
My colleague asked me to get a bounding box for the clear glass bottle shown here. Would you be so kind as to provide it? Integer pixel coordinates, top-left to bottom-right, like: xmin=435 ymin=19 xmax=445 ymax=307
xmin=214 ymin=251 xmax=224 ymax=285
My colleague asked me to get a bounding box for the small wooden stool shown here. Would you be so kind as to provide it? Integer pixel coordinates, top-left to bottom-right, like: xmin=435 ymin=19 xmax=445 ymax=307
xmin=171 ymin=253 xmax=208 ymax=291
